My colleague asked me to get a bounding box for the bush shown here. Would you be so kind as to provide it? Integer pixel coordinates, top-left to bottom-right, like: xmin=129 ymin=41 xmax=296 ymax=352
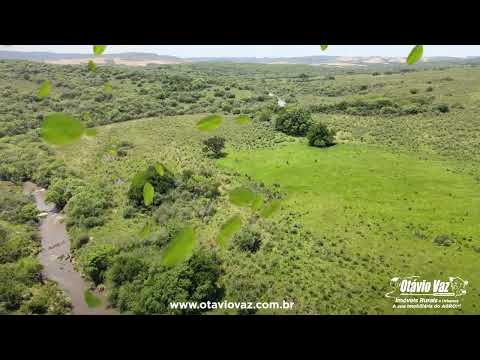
xmin=234 ymin=227 xmax=262 ymax=253
xmin=19 ymin=282 xmax=71 ymax=315
xmin=134 ymin=266 xmax=190 ymax=314
xmin=275 ymin=108 xmax=312 ymax=136
xmin=0 ymin=229 xmax=38 ymax=264
xmin=66 ymin=185 xmax=111 ymax=229
xmin=0 ymin=257 xmax=42 ymax=310
xmin=128 ymin=165 xmax=176 ymax=207
xmin=307 ymin=123 xmax=336 ymax=148
xmin=122 ymin=205 xmax=137 ymax=219
xmin=181 ymin=172 xmax=221 ymax=199
xmin=257 ymin=109 xmax=273 ymax=122
xmin=0 ymin=187 xmax=38 ymax=224
xmin=17 ymin=203 xmax=38 ymax=224
xmin=433 ymin=235 xmax=453 ymax=247
xmin=45 ymin=177 xmax=85 ymax=210
xmin=78 ymin=244 xmax=116 ymax=285
xmin=0 ymin=224 xmax=6 ymax=242
xmin=202 ymin=136 xmax=226 ymax=159
xmin=181 ymin=249 xmax=224 ymax=304
xmin=71 ymin=233 xmax=90 ymax=250
xmin=106 ymin=254 xmax=147 ymax=287
xmin=402 ymin=104 xmax=421 ymax=115
xmin=435 ymin=104 xmax=450 ymax=113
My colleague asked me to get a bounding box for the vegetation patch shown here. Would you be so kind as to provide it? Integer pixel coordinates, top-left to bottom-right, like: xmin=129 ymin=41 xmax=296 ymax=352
xmin=235 ymin=115 xmax=251 ymax=125
xmin=216 ymin=215 xmax=242 ymax=248
xmin=196 ymin=115 xmax=223 ymax=131
xmin=229 ymin=186 xmax=260 ymax=208
xmin=259 ymin=200 xmax=281 ymax=218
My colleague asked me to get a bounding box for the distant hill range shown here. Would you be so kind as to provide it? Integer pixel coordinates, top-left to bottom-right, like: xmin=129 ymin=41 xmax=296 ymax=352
xmin=0 ymin=51 xmax=185 ymax=66
xmin=1 ymin=50 xmax=479 ymax=67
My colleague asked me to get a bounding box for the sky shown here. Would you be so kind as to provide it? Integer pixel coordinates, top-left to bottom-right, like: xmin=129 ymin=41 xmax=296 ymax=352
xmin=1 ymin=45 xmax=480 ymax=58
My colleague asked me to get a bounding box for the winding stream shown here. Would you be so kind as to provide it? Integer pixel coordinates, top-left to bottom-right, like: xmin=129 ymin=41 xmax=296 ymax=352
xmin=23 ymin=182 xmax=116 ymax=315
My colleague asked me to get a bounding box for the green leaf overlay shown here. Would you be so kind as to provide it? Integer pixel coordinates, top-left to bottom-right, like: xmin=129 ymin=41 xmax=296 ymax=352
xmin=143 ymin=182 xmax=154 ymax=206
xmin=407 ymin=45 xmax=424 ymax=65
xmin=41 ymin=113 xmax=85 ymax=145
xmin=93 ymin=45 xmax=107 ymax=57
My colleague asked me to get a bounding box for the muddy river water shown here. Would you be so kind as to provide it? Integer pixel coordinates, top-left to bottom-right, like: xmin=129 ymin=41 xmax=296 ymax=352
xmin=23 ymin=182 xmax=116 ymax=315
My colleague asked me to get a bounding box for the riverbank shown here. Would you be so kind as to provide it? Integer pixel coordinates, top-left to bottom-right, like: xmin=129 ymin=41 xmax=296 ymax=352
xmin=23 ymin=182 xmax=116 ymax=315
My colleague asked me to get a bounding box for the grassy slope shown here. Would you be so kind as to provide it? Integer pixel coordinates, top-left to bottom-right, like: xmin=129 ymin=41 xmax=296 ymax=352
xmin=54 ymin=114 xmax=286 ymax=263
xmin=54 ymin=112 xmax=480 ymax=314
xmin=218 ymin=142 xmax=480 ymax=314
xmin=47 ymin=66 xmax=480 ymax=314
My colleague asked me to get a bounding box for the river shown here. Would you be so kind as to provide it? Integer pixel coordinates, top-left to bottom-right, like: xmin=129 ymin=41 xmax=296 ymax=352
xmin=23 ymin=182 xmax=116 ymax=315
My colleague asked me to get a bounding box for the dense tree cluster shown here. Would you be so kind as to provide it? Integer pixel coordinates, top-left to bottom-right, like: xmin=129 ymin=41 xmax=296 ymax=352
xmin=307 ymin=123 xmax=336 ymax=148
xmin=275 ymin=108 xmax=313 ymax=137
xmin=108 ymin=248 xmax=224 ymax=314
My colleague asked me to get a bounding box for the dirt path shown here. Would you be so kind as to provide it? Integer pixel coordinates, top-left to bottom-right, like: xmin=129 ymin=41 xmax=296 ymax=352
xmin=23 ymin=182 xmax=116 ymax=315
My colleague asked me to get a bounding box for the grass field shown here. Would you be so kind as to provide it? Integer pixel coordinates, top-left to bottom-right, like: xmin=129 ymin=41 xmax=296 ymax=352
xmin=218 ymin=142 xmax=480 ymax=314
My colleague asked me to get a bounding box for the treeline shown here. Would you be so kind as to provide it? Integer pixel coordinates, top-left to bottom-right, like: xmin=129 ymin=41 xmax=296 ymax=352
xmin=0 ymin=60 xmax=281 ymax=138
xmin=307 ymin=97 xmax=450 ymax=117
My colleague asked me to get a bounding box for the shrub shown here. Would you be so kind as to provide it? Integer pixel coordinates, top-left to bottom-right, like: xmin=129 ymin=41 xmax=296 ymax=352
xmin=307 ymin=123 xmax=336 ymax=148
xmin=19 ymin=282 xmax=71 ymax=315
xmin=106 ymin=255 xmax=147 ymax=287
xmin=435 ymin=104 xmax=450 ymax=113
xmin=71 ymin=233 xmax=90 ymax=250
xmin=0 ymin=229 xmax=38 ymax=264
xmin=17 ymin=204 xmax=38 ymax=224
xmin=128 ymin=165 xmax=176 ymax=207
xmin=0 ymin=187 xmax=38 ymax=224
xmin=135 ymin=266 xmax=190 ymax=314
xmin=66 ymin=185 xmax=111 ymax=229
xmin=181 ymin=172 xmax=221 ymax=199
xmin=257 ymin=109 xmax=272 ymax=122
xmin=78 ymin=244 xmax=116 ymax=285
xmin=433 ymin=235 xmax=453 ymax=247
xmin=46 ymin=176 xmax=85 ymax=210
xmin=180 ymin=249 xmax=224 ymax=304
xmin=402 ymin=104 xmax=421 ymax=115
xmin=122 ymin=205 xmax=137 ymax=219
xmin=0 ymin=224 xmax=6 ymax=242
xmin=202 ymin=136 xmax=226 ymax=159
xmin=0 ymin=257 xmax=42 ymax=310
xmin=275 ymin=108 xmax=312 ymax=136
xmin=234 ymin=227 xmax=262 ymax=253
